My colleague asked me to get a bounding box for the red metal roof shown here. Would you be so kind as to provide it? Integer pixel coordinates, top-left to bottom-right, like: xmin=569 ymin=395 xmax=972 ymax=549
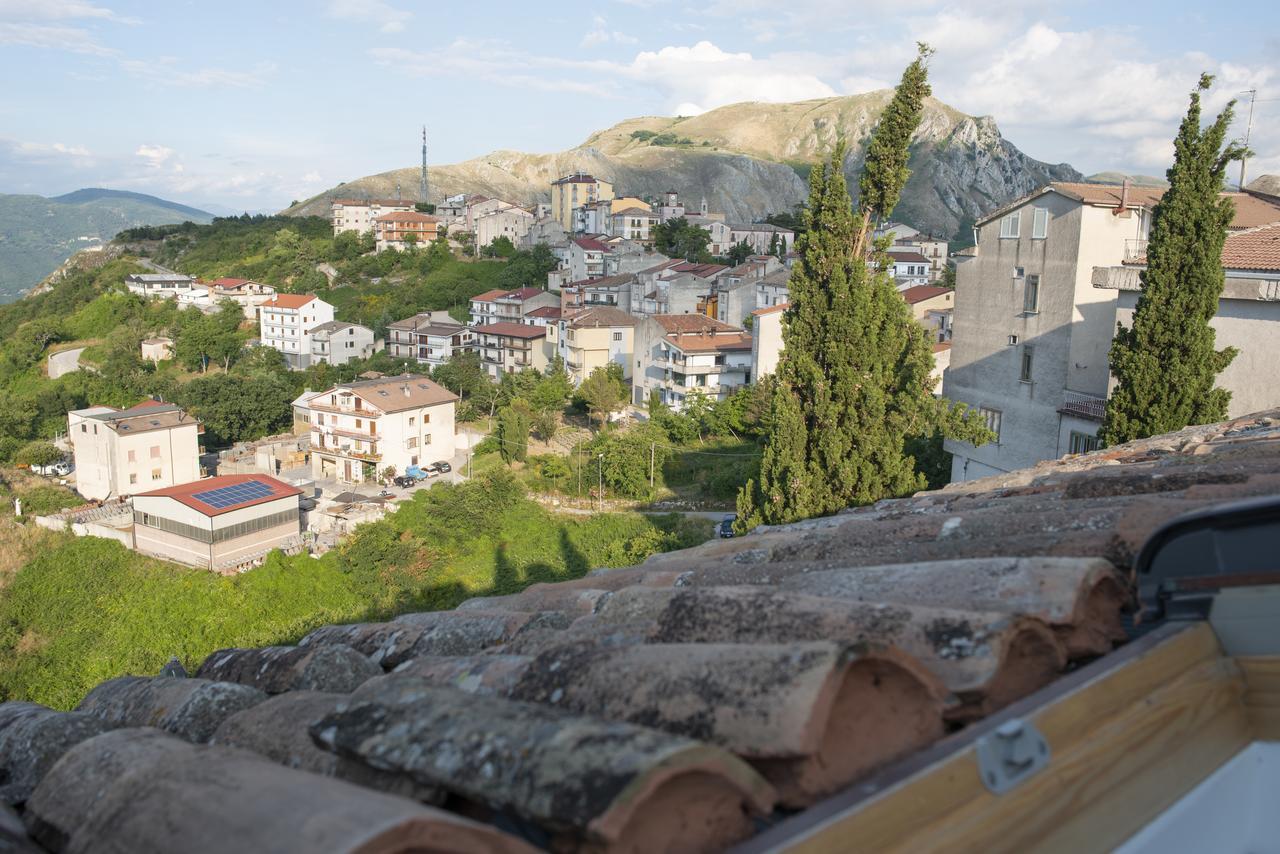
xmin=135 ymin=474 xmax=301 ymax=517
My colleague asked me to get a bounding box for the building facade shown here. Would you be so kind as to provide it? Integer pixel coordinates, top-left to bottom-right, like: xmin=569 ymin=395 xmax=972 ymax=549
xmin=68 ymin=401 xmax=202 ymax=501
xmin=750 ymin=303 xmax=786 ymax=382
xmin=304 ymin=375 xmax=458 ymax=484
xmin=473 ymin=322 xmax=551 ymax=379
xmin=632 ymin=315 xmax=752 ymax=410
xmin=545 ymin=306 xmax=635 ymax=385
xmin=468 ymin=288 xmax=560 ymax=326
xmin=207 ymin=278 xmax=277 ymax=319
xmin=133 ymin=475 xmax=302 ymax=572
xmin=331 ymin=198 xmax=416 ymax=235
xmin=258 ymin=294 xmax=336 ymax=370
xmin=474 ymin=207 xmax=534 ymax=249
xmin=125 ymin=273 xmax=196 ymax=299
xmin=374 ymin=211 xmax=440 ymax=252
xmin=550 ymin=172 xmax=614 ymax=232
xmin=309 ymin=321 xmax=379 ymax=366
xmin=387 ymin=314 xmax=473 ymax=368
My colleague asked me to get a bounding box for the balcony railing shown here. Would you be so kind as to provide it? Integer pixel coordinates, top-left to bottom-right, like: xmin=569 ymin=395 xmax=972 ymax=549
xmin=1058 ymin=389 xmax=1107 ymax=422
xmin=1124 ymin=239 xmax=1148 ymax=262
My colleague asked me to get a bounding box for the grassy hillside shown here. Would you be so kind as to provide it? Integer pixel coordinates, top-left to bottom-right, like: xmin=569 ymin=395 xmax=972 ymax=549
xmin=0 ymin=473 xmax=708 ymax=709
xmin=0 ymin=189 xmax=213 ymax=302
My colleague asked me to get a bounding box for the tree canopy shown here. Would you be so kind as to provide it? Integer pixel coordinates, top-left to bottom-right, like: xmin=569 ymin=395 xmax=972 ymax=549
xmin=1101 ymin=74 xmax=1245 ymax=444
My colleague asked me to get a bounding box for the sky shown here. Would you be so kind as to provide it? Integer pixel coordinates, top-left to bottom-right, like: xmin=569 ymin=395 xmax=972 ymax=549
xmin=1 ymin=0 xmax=1277 ymax=213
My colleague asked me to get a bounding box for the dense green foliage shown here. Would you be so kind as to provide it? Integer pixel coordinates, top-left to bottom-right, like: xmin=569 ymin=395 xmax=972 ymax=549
xmin=651 ymin=217 xmax=712 ymax=262
xmin=0 ymin=473 xmax=708 ymax=709
xmin=736 ymin=48 xmax=987 ymax=531
xmin=1102 ymin=75 xmax=1245 ymax=444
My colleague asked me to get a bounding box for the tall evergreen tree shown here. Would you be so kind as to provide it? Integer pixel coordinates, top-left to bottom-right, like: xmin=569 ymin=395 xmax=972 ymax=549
xmin=1101 ymin=74 xmax=1246 ymax=444
xmin=854 ymin=43 xmax=934 ymax=257
xmin=736 ymin=45 xmax=988 ymax=531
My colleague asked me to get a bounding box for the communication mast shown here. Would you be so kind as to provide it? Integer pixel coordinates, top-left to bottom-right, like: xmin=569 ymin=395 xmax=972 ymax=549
xmin=420 ymin=125 xmax=429 ymax=203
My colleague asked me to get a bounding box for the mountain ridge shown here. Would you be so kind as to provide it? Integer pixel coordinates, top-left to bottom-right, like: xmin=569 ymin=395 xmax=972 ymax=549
xmin=283 ymin=92 xmax=1082 ymax=239
xmin=0 ymin=189 xmax=213 ymax=302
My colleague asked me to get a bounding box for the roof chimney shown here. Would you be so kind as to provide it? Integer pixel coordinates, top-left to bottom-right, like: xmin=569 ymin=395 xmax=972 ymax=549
xmin=1118 ymin=178 xmax=1131 ymax=213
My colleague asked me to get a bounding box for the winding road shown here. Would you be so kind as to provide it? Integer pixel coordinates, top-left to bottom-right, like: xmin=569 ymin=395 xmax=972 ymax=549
xmin=48 ymin=347 xmax=86 ymax=379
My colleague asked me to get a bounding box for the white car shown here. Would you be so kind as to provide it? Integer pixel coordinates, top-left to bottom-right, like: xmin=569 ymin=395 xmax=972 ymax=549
xmin=32 ymin=460 xmax=72 ymax=477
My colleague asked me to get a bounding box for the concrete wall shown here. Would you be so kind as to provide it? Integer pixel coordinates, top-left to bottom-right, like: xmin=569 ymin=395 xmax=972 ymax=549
xmin=71 ymin=422 xmax=200 ymax=501
xmin=751 ymin=309 xmax=784 ymax=380
xmin=1115 ymin=283 xmax=1280 ymax=418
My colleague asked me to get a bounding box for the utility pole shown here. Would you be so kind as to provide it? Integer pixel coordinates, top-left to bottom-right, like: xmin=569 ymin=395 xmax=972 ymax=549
xmin=597 ymin=453 xmax=604 ymax=512
xmin=577 ymin=443 xmax=582 ymax=502
xmin=1239 ymin=89 xmax=1258 ymax=191
xmin=649 ymin=442 xmax=655 ymax=489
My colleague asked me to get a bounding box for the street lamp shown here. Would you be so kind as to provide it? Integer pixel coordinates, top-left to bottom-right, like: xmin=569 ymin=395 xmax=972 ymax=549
xmin=597 ymin=453 xmax=604 ymax=512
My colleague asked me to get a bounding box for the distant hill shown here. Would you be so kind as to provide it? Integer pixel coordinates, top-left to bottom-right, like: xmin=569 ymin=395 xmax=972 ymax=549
xmin=1085 ymin=172 xmax=1170 ymax=189
xmin=0 ymin=188 xmax=213 ymax=302
xmin=283 ymin=92 xmax=1083 ymax=241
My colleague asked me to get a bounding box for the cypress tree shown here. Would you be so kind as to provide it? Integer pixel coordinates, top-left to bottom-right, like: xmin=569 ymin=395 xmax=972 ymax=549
xmin=1101 ymin=74 xmax=1246 ymax=444
xmin=854 ymin=43 xmax=934 ymax=256
xmin=736 ymin=44 xmax=988 ymax=530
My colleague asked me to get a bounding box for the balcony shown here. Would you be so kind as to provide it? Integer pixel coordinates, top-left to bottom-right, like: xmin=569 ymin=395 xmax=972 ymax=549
xmin=1059 ymin=389 xmax=1107 ymax=422
xmin=1124 ymin=239 xmax=1148 ymax=262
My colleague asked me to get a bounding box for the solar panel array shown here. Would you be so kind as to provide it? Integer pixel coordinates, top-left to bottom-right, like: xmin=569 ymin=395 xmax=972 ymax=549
xmin=191 ymin=480 xmax=276 ymax=510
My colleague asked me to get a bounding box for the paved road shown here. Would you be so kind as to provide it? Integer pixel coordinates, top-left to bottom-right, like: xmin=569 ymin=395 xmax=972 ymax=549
xmin=48 ymin=347 xmax=86 ymax=379
xmin=137 ymin=258 xmax=180 ymax=275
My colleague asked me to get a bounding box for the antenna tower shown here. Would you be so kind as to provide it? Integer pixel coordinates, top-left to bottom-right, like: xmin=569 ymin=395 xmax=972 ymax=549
xmin=420 ymin=125 xmax=429 ymax=203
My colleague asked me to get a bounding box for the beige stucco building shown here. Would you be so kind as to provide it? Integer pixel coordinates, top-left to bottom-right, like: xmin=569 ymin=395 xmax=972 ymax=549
xmin=331 ymin=198 xmax=416 ymax=235
xmin=550 ymin=172 xmax=613 ymax=232
xmin=750 ymin=302 xmax=786 ymax=381
xmin=546 ymin=306 xmax=635 ymax=385
xmin=943 ymin=183 xmax=1280 ymax=483
xmin=302 ymin=374 xmax=458 ymax=484
xmin=68 ymin=401 xmax=202 ymax=501
xmin=633 ymin=315 xmax=753 ymax=410
xmin=132 ymin=474 xmax=302 ymax=573
xmin=473 ymin=322 xmax=551 ymax=379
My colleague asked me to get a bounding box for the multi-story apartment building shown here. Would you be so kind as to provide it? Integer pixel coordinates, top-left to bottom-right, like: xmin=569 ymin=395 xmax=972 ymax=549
xmin=755 ymin=268 xmax=791 ymax=309
xmin=560 ymin=273 xmax=635 ymax=315
xmin=473 ymin=322 xmax=551 ymax=379
xmin=887 ymin=250 xmax=933 ymax=287
xmin=468 ymin=288 xmax=560 ymax=326
xmin=309 ymin=321 xmax=378 ymax=366
xmin=900 ymin=285 xmax=954 ymax=319
xmin=206 ymin=278 xmax=276 ymax=319
xmin=125 ymin=273 xmax=196 ymax=299
xmin=550 ymin=172 xmax=614 ymax=232
xmin=258 ymin=294 xmax=335 ymax=370
xmin=331 ymin=198 xmax=415 ymax=235
xmin=725 ymin=223 xmax=795 ymax=255
xmin=609 ymin=207 xmax=659 ymax=243
xmin=713 ymin=256 xmax=782 ymax=326
xmin=893 ymin=236 xmax=950 ymax=282
xmin=475 ymin=207 xmax=534 ymax=250
xmin=304 ymin=375 xmax=458 ymax=484
xmin=374 ymin=211 xmax=440 ymax=252
xmin=632 ymin=315 xmax=752 ymax=410
xmin=545 ymin=306 xmax=635 ymax=385
xmin=387 ymin=313 xmax=473 ymax=368
xmin=944 ymin=181 xmax=1280 ymax=483
xmin=750 ymin=302 xmax=787 ymax=381
xmin=942 ymin=182 xmax=1166 ymax=482
xmin=67 ymin=400 xmax=202 ymax=500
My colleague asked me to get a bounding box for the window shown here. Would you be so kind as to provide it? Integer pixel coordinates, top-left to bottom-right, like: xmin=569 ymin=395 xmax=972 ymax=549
xmin=81 ymin=424 xmax=86 ymax=433
xmin=613 ymin=331 xmax=623 ymax=342
xmin=1032 ymin=207 xmax=1049 ymax=239
xmin=150 ymin=445 xmax=161 ymax=459
xmin=408 ymin=416 xmax=415 ymax=426
xmin=1023 ymin=274 xmax=1040 ymax=313
xmin=128 ymin=450 xmax=136 ymax=462
xmin=1020 ymin=346 xmax=1034 ymax=383
xmin=1012 ymin=266 xmax=1025 ymax=279
xmin=151 ymin=469 xmax=163 ymax=481
xmin=1069 ymin=431 xmax=1102 ymax=455
xmin=355 ymin=419 xmax=362 ymax=429
xmin=423 ymin=434 xmax=432 ymax=445
xmin=129 ymin=473 xmax=137 ymax=485
xmin=422 ymin=414 xmax=430 ymax=424
xmin=407 ymin=437 xmax=417 ymax=449
xmin=1000 ymin=212 xmax=1021 ymax=239
xmin=979 ymin=407 xmax=1003 ymax=443
xmin=1008 ymin=334 xmax=1020 ymax=346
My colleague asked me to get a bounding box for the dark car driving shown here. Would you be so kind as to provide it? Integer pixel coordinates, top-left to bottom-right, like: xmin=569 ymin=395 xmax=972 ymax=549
xmin=392 ymin=475 xmax=416 ymax=488
xmin=718 ymin=515 xmax=736 ymax=538
xmin=428 ymin=461 xmax=452 ymax=473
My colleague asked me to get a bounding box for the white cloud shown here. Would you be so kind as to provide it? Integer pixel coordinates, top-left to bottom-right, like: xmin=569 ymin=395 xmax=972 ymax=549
xmin=10 ymin=140 xmax=94 ymax=160
xmin=581 ymin=15 xmax=637 ymax=47
xmin=118 ymin=58 xmax=277 ymax=88
xmin=135 ymin=144 xmax=175 ymax=168
xmin=0 ymin=22 xmax=118 ymax=56
xmin=325 ymin=0 xmax=411 ymax=34
xmin=0 ymin=0 xmax=127 ymax=21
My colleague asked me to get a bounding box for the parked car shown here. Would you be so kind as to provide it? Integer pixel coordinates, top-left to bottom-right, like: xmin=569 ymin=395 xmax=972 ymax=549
xmin=392 ymin=475 xmax=416 ymax=488
xmin=718 ymin=515 xmax=736 ymax=538
xmin=427 ymin=461 xmax=452 ymax=474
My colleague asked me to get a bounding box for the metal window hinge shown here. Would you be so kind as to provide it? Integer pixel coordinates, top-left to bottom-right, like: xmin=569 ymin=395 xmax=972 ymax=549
xmin=975 ymin=719 xmax=1050 ymax=794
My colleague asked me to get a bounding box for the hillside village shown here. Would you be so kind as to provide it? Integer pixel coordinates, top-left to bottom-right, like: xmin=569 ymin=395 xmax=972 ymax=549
xmin=6 ymin=163 xmax=1279 ymax=582
xmin=2 ymin=13 xmax=1280 ymax=848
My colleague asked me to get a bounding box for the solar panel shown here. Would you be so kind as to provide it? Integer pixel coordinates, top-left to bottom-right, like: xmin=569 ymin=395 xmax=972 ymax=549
xmin=192 ymin=480 xmax=275 ymax=510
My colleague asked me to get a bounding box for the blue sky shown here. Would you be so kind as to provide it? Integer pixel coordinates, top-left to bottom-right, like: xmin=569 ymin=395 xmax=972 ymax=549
xmin=1 ymin=0 xmax=1276 ymax=213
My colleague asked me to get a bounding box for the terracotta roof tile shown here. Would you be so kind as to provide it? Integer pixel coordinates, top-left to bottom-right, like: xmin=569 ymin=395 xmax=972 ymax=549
xmin=900 ymin=285 xmax=952 ymax=304
xmin=261 ymin=293 xmax=318 ymax=310
xmin=567 ymin=306 xmax=635 ymax=329
xmin=752 ymin=301 xmax=790 ymax=316
xmin=474 ymin=321 xmax=548 ymax=340
xmin=10 ymin=409 xmax=1280 ymax=850
xmin=1221 ymin=221 xmax=1280 ymax=271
